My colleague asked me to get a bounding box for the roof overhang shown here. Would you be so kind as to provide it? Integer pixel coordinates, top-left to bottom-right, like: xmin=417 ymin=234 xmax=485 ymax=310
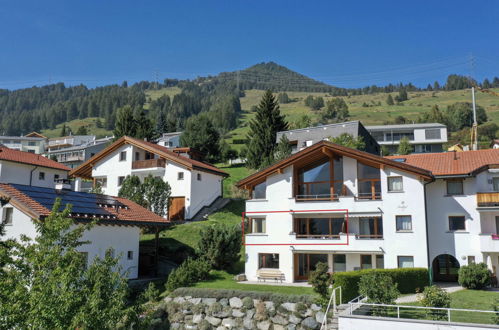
xmin=237 ymin=141 xmax=433 ymax=189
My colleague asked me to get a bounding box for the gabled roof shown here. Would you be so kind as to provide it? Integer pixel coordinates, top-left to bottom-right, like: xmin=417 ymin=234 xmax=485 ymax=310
xmin=386 ymin=149 xmax=499 ymax=177
xmin=0 ymin=183 xmax=170 ymax=226
xmin=25 ymin=132 xmax=47 ymax=139
xmin=237 ymin=140 xmax=433 ymax=188
xmin=0 ymin=146 xmax=70 ymax=171
xmin=69 ymin=136 xmax=228 ymax=179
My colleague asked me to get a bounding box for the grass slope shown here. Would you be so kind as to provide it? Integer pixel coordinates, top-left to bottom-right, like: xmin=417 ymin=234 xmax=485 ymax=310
xmin=41 ymin=117 xmax=112 ymax=138
xmin=144 ymin=87 xmax=182 ymax=109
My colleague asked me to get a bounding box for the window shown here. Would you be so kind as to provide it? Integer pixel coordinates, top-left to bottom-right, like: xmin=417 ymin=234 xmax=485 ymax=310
xmin=127 ymin=251 xmax=134 ymax=260
xmin=258 ymin=253 xmax=279 ymax=269
xmin=296 ymin=157 xmax=343 ymax=200
xmin=197 ymin=173 xmax=202 ymax=181
xmin=252 ymin=181 xmax=266 ymax=199
xmin=493 ymin=178 xmax=499 ymax=192
xmin=294 ymin=217 xmax=345 ymax=238
xmin=467 ymin=256 xmax=475 ymax=264
xmin=177 ymin=172 xmax=184 ymax=180
xmin=361 ymin=255 xmax=372 ymax=269
xmin=247 ymin=218 xmax=266 ymax=234
xmin=398 ymin=256 xmax=414 ymax=268
xmin=119 ymin=151 xmax=127 ymax=161
xmin=358 ymin=217 xmax=383 ymax=239
xmin=54 ymin=174 xmax=60 ymax=182
xmin=333 ymin=254 xmax=346 ymax=272
xmin=449 ymin=216 xmax=466 ymax=231
xmin=376 ymin=255 xmax=384 ymax=269
xmin=2 ymin=207 xmax=13 ymax=225
xmin=27 ymin=150 xmax=35 ymax=153
xmin=95 ymin=177 xmax=107 ymax=188
xmin=28 ymin=141 xmax=36 ymax=146
xmin=357 ymin=162 xmax=381 ymax=200
xmin=38 ymin=172 xmax=45 ymax=180
xmin=396 ymin=215 xmax=412 ymax=232
xmin=425 ymin=129 xmax=441 ymax=140
xmin=118 ymin=176 xmax=125 ymax=187
xmin=387 ymin=176 xmax=403 ymax=192
xmin=446 ymin=179 xmax=463 ymax=195
xmin=135 ymin=152 xmax=140 ymax=161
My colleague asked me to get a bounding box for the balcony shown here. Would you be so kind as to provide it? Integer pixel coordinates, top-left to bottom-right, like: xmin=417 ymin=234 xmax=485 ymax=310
xmin=357 ymin=178 xmax=381 ymax=200
xmin=477 ymin=192 xmax=499 ymax=207
xmin=132 ymin=158 xmax=166 ymax=170
xmin=479 ymin=234 xmax=499 ymax=252
xmin=295 ymin=180 xmax=347 ymax=201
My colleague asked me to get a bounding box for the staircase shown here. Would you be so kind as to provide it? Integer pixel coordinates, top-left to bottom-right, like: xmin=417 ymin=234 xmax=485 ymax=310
xmin=190 ymin=197 xmax=231 ymax=221
xmin=324 ymin=304 xmax=349 ymax=330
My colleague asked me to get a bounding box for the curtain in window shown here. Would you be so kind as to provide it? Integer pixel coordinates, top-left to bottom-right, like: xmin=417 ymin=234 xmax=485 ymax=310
xmin=398 ymin=256 xmax=414 ymax=268
xmin=397 ymin=216 xmax=412 ymax=231
xmin=389 ymin=177 xmax=403 ymax=191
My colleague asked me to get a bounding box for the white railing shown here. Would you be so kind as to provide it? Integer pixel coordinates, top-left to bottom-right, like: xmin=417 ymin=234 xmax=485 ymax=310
xmin=347 ymin=301 xmax=499 ymax=325
xmin=320 ymin=286 xmax=342 ymax=330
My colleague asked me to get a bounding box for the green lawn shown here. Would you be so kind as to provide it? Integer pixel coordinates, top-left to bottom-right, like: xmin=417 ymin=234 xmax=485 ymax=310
xmin=41 ymin=117 xmax=113 ymax=138
xmin=215 ymin=163 xmax=252 ymax=198
xmin=193 ymin=270 xmax=316 ymax=296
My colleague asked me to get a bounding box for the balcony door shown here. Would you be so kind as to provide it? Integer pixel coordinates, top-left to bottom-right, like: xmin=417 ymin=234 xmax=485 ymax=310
xmin=296 ymin=156 xmax=343 ymax=201
xmin=294 ymin=253 xmax=328 ymax=281
xmin=358 ymin=217 xmax=383 ymax=239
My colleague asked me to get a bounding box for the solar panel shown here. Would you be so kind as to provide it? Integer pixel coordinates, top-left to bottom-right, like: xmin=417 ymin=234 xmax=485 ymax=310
xmin=10 ymin=184 xmax=122 ymax=217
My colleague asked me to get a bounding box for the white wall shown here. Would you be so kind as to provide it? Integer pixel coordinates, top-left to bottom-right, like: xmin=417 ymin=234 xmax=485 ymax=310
xmin=0 ymin=161 xmax=68 ymax=188
xmin=189 ymin=169 xmax=222 ymax=218
xmin=244 ymin=156 xmax=429 ymax=283
xmin=339 ymin=315 xmax=488 ymax=330
xmin=1 ymin=203 xmax=141 ymax=279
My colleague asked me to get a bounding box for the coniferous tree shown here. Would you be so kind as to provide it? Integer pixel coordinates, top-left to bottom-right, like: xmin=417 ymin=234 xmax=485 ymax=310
xmin=397 ymin=137 xmax=412 ymax=155
xmin=275 ymin=135 xmax=292 ymax=161
xmin=59 ymin=123 xmax=67 ymax=137
xmin=113 ymin=105 xmax=136 ymax=139
xmin=134 ymin=109 xmax=155 ymax=141
xmin=180 ymin=113 xmax=220 ymax=162
xmin=386 ymin=94 xmax=394 ymax=106
xmin=76 ymin=126 xmax=88 ymax=135
xmin=246 ymin=90 xmax=288 ymax=169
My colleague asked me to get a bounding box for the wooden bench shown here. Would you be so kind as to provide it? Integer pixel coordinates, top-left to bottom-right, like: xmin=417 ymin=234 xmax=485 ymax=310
xmin=257 ymin=269 xmax=285 ymax=283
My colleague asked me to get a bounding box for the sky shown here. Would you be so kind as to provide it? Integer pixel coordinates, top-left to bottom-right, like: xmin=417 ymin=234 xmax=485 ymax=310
xmin=0 ymin=0 xmax=498 ymax=90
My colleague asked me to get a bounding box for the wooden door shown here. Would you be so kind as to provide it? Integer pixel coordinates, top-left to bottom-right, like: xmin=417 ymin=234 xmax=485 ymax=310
xmin=169 ymin=197 xmax=185 ymax=221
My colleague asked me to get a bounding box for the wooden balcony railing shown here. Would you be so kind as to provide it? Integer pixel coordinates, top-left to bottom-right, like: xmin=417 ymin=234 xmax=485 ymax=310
xmin=355 ymin=234 xmax=384 ymax=239
xmin=132 ymin=158 xmax=166 ymax=170
xmin=357 ymin=178 xmax=382 ymax=200
xmin=295 ymin=234 xmax=341 ymax=239
xmin=477 ymin=192 xmax=499 ymax=207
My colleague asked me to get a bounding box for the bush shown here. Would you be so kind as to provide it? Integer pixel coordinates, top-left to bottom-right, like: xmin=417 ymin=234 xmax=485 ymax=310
xmin=333 ymin=268 xmax=428 ymax=302
xmin=197 ymin=224 xmax=242 ymax=270
xmin=418 ymin=285 xmax=450 ymax=320
xmin=458 ymin=263 xmax=491 ymax=289
xmin=358 ymin=272 xmax=399 ymax=304
xmin=165 ymin=258 xmax=211 ymax=291
xmin=170 ymin=288 xmax=315 ymax=304
xmin=308 ymin=262 xmax=331 ymax=300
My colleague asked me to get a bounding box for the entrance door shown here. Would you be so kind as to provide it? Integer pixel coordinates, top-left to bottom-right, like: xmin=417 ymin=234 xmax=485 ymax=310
xmin=294 ymin=253 xmax=328 ymax=281
xmin=432 ymin=254 xmax=460 ymax=282
xmin=169 ymin=197 xmax=185 ymax=221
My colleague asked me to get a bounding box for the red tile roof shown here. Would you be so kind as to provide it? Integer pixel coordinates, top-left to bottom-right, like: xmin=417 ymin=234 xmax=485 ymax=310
xmin=0 ymin=183 xmax=169 ymax=226
xmin=0 ymin=146 xmax=70 ymax=171
xmin=386 ymin=149 xmax=499 ymax=176
xmin=69 ymin=136 xmax=228 ymax=179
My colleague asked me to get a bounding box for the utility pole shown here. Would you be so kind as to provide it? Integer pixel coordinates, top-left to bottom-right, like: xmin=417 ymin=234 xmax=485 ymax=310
xmin=471 ymin=87 xmax=478 ymax=150
xmin=154 ymin=69 xmax=159 ymax=89
xmin=236 ymin=70 xmax=240 ymax=94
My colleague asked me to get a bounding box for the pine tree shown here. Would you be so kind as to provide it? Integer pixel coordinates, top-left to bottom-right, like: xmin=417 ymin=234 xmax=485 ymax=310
xmin=275 ymin=135 xmax=292 ymax=161
xmin=59 ymin=124 xmax=67 ymax=137
xmin=113 ymin=105 xmax=136 ymax=139
xmin=134 ymin=109 xmax=155 ymax=141
xmin=246 ymin=90 xmax=288 ymax=169
xmin=397 ymin=137 xmax=412 ymax=155
xmin=386 ymin=94 xmax=394 ymax=106
xmin=76 ymin=126 xmax=88 ymax=135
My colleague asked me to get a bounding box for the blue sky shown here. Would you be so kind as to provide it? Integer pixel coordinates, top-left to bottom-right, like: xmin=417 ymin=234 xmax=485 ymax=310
xmin=0 ymin=0 xmax=498 ymax=90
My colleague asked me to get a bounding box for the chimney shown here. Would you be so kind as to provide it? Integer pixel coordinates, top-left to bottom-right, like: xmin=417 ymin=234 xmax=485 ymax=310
xmin=55 ymin=178 xmax=72 ymax=191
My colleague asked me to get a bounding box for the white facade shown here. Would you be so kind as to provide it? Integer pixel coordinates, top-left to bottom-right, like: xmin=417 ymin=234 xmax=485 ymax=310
xmin=0 ymin=136 xmax=46 ymax=154
xmin=0 ymin=160 xmax=68 ymax=188
xmin=243 ymin=153 xmax=429 ymax=283
xmin=88 ymin=144 xmax=223 ymax=220
xmin=0 ymin=202 xmax=141 ymax=279
xmin=157 ymin=132 xmax=182 ymax=148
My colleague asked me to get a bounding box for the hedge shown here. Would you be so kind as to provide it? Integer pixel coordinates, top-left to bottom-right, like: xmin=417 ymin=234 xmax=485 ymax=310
xmin=333 ymin=268 xmax=429 ymax=302
xmin=171 ymin=288 xmax=315 ymax=304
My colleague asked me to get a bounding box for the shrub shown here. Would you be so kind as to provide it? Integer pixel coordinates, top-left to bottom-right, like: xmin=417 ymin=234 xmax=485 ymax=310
xmin=308 ymin=262 xmax=331 ymax=301
xmin=458 ymin=263 xmax=491 ymax=289
xmin=165 ymin=258 xmax=211 ymax=291
xmin=197 ymin=224 xmax=242 ymax=270
xmin=170 ymin=288 xmax=315 ymax=304
xmin=358 ymin=272 xmax=399 ymax=304
xmin=333 ymin=268 xmax=428 ymax=302
xmin=493 ymin=298 xmax=499 ymax=325
xmin=418 ymin=285 xmax=450 ymax=320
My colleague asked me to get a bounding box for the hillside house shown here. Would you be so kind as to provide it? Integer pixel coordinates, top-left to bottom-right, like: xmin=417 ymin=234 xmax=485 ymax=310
xmin=70 ymin=136 xmax=228 ymax=221
xmin=237 ymin=141 xmax=499 ymax=283
xmin=0 ymin=132 xmax=47 ymax=154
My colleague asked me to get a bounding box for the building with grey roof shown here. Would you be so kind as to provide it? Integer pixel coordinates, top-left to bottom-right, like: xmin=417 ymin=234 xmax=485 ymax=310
xmin=157 ymin=132 xmax=182 ymax=148
xmin=365 ymin=123 xmax=447 ymax=154
xmin=0 ymin=135 xmax=47 ymax=154
xmin=46 ymin=136 xmax=113 ymax=169
xmin=276 ymin=120 xmax=380 ymax=155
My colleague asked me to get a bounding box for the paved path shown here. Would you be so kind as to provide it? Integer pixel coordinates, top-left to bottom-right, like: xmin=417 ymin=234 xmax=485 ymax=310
xmin=395 ymin=282 xmax=464 ymax=304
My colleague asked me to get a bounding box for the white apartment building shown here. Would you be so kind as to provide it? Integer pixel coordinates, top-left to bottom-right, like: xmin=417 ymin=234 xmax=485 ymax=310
xmin=237 ymin=141 xmax=499 ymax=283
xmin=70 ymin=136 xmax=228 ymax=221
xmin=237 ymin=141 xmax=432 ymax=283
xmin=46 ymin=136 xmax=113 ymax=169
xmin=157 ymin=132 xmax=182 ymax=148
xmin=366 ymin=123 xmax=447 ymax=154
xmin=0 ymin=132 xmax=47 ymax=154
xmin=0 ymin=145 xmax=70 ymax=187
xmin=47 ymin=135 xmax=96 ymax=152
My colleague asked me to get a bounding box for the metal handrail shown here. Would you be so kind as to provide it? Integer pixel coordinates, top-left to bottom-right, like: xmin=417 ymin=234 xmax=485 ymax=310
xmin=347 ymin=301 xmax=499 ymax=323
xmin=320 ymin=286 xmax=342 ymax=330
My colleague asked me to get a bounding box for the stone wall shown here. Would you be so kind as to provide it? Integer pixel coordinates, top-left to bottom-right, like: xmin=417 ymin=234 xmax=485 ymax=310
xmin=150 ymin=295 xmax=330 ymax=329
